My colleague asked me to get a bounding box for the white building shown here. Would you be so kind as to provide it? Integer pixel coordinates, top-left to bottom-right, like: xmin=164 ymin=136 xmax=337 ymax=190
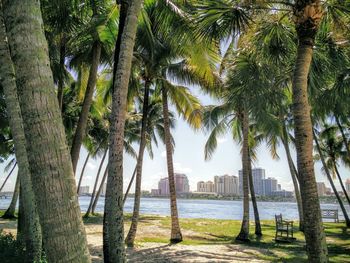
xmin=197 ymin=181 xmax=215 ymax=193
xmin=317 ymin=182 xmax=327 ymax=196
xmin=79 ymin=186 xmax=90 ymax=195
xmin=214 ymin=175 xmax=239 ymax=196
xmin=239 ymin=168 xmax=266 ymax=196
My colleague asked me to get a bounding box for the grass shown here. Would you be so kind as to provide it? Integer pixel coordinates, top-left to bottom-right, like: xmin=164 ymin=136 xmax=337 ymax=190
xmin=2 ymin=211 xmax=349 ymax=262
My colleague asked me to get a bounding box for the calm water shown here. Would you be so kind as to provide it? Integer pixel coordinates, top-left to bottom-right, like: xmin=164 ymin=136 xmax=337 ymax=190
xmin=2 ymin=196 xmax=348 ymax=221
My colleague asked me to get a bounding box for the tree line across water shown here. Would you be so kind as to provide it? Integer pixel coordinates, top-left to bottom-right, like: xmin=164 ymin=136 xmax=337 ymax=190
xmin=0 ymin=0 xmax=350 ymax=262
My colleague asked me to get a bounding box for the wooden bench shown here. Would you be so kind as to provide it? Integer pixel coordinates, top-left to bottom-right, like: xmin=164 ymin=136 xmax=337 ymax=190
xmin=321 ymin=209 xmax=339 ymax=223
xmin=275 ymin=214 xmax=295 ymax=242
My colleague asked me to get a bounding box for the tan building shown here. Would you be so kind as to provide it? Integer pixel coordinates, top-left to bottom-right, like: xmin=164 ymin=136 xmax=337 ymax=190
xmin=214 ymin=175 xmax=239 ymax=196
xmin=78 ymin=186 xmax=89 ymax=195
xmin=197 ymin=181 xmax=215 ymax=193
xmin=317 ymin=182 xmax=327 ymax=196
xmin=346 ymin=179 xmax=350 ymax=194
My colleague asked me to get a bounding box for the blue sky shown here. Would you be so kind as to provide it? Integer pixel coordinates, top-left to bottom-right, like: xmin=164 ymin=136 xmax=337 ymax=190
xmin=1 ymin=87 xmax=349 ymax=194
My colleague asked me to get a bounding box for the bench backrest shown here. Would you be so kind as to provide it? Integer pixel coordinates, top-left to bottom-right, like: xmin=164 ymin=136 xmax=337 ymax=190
xmin=322 ymin=209 xmax=338 ymax=217
xmin=275 ymin=214 xmax=283 ymax=225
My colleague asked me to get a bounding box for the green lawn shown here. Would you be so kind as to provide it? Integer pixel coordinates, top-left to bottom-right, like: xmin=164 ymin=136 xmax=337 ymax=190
xmin=2 ymin=211 xmax=349 ymax=262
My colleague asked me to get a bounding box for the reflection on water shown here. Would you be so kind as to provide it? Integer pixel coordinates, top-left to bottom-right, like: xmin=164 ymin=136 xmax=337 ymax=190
xmin=1 ymin=196 xmax=348 ymax=220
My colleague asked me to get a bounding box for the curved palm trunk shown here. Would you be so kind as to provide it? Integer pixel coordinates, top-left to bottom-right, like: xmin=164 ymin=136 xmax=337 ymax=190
xmin=71 ymin=41 xmax=102 ymax=173
xmin=77 ymin=153 xmax=91 ymax=194
xmin=236 ymin=109 xmax=250 ymax=242
xmin=333 ymin=163 xmax=350 ymax=206
xmin=0 ymin=162 xmax=16 ymax=192
xmin=314 ymin=131 xmax=350 ymax=227
xmin=0 ymin=13 xmax=42 ymax=260
xmin=162 ymin=88 xmax=183 ymax=243
xmin=123 ymin=165 xmax=137 ymax=204
xmin=248 ymin=148 xmax=262 ymax=236
xmin=2 ymin=1 xmax=91 ymax=262
xmin=92 ymin=165 xmax=109 ymax=214
xmin=103 ymin=0 xmax=142 ymax=261
xmin=126 ymin=81 xmax=151 ymax=247
xmin=292 ymin=2 xmax=328 ymax=256
xmin=2 ymin=176 xmax=19 ymax=219
xmin=281 ymin=123 xmax=304 ymax=231
xmin=85 ymin=150 xmax=107 ymax=217
xmin=335 ymin=116 xmax=350 ymax=162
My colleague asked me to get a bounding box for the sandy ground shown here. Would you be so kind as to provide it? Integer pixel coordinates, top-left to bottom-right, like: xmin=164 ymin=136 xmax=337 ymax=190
xmin=1 ymin=218 xmax=267 ymax=262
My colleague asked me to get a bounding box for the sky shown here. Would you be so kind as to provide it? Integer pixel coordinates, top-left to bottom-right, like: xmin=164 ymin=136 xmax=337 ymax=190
xmin=1 ymin=87 xmax=349 ymax=194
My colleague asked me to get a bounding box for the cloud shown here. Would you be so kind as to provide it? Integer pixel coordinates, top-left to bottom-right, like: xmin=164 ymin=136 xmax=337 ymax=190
xmin=161 ymin=151 xmax=166 ymax=158
xmin=174 ymin=162 xmax=192 ymax=174
xmin=87 ymin=162 xmax=97 ymax=170
xmin=217 ymin=137 xmax=227 ymax=144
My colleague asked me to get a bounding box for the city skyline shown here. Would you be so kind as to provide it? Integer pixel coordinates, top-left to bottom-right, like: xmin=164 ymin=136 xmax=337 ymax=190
xmin=1 ymin=89 xmax=350 ymax=193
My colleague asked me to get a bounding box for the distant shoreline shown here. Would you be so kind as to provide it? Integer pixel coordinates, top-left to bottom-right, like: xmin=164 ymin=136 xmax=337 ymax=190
xmin=78 ymin=194 xmax=342 ymax=204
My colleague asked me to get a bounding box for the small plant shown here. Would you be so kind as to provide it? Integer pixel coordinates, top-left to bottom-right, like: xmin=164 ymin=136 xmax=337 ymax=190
xmin=0 ymin=232 xmax=26 ymax=263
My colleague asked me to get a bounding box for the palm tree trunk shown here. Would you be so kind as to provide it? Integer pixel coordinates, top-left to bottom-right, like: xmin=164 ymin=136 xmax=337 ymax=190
xmin=335 ymin=116 xmax=350 ymax=162
xmin=0 ymin=162 xmax=16 ymax=192
xmin=85 ymin=150 xmax=107 ymax=217
xmin=57 ymin=35 xmax=66 ymax=110
xmin=77 ymin=153 xmax=91 ymax=194
xmin=162 ymin=88 xmax=183 ymax=243
xmin=71 ymin=41 xmax=102 ymax=173
xmin=126 ymin=81 xmax=151 ymax=247
xmin=2 ymin=176 xmax=19 ymax=219
xmin=292 ymin=3 xmax=328 ymax=255
xmin=314 ymin=130 xmax=350 ymax=227
xmin=103 ymin=0 xmax=142 ymax=261
xmin=248 ymin=148 xmax=262 ymax=236
xmin=92 ymin=165 xmax=109 ymax=214
xmin=2 ymin=1 xmax=91 ymax=262
xmin=333 ymin=162 xmax=350 ymax=206
xmin=281 ymin=122 xmax=304 ymax=231
xmin=123 ymin=165 xmax=137 ymax=204
xmin=0 ymin=12 xmax=42 ymax=259
xmin=236 ymin=108 xmax=250 ymax=242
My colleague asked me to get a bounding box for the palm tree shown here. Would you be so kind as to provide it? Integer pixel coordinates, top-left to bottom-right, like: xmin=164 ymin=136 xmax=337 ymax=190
xmin=103 ymin=0 xmax=143 ymax=260
xmin=0 ymin=8 xmax=42 ymax=260
xmin=1 ymin=1 xmax=90 ymax=262
xmin=313 ymin=128 xmax=350 ymax=227
xmin=317 ymin=124 xmax=350 ymax=206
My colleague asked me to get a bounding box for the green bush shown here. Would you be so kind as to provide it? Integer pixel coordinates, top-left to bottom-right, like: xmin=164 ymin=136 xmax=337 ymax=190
xmin=0 ymin=232 xmax=26 ymax=263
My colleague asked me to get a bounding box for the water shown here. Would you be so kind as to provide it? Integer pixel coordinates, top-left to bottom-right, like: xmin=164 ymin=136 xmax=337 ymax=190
xmin=2 ymin=196 xmax=346 ymax=221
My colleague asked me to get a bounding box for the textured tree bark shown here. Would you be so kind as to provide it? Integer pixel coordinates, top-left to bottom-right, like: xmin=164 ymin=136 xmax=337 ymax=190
xmin=57 ymin=35 xmax=66 ymax=110
xmin=0 ymin=12 xmax=42 ymax=259
xmin=126 ymin=81 xmax=151 ymax=247
xmin=281 ymin=122 xmax=304 ymax=231
xmin=314 ymin=130 xmax=350 ymax=227
xmin=92 ymin=165 xmax=109 ymax=214
xmin=70 ymin=41 xmax=102 ymax=173
xmin=123 ymin=165 xmax=137 ymax=204
xmin=2 ymin=175 xmax=19 ymax=219
xmin=103 ymin=0 xmax=143 ymax=261
xmin=248 ymin=148 xmax=262 ymax=236
xmin=0 ymin=162 xmax=16 ymax=192
xmin=2 ymin=1 xmax=91 ymax=262
xmin=77 ymin=153 xmax=91 ymax=194
xmin=236 ymin=108 xmax=250 ymax=242
xmin=292 ymin=1 xmax=328 ymax=260
xmin=162 ymin=88 xmax=183 ymax=243
xmin=85 ymin=149 xmax=107 ymax=217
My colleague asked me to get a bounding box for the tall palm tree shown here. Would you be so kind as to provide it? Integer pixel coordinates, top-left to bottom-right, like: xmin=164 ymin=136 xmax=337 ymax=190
xmin=103 ymin=0 xmax=143 ymax=261
xmin=313 ymin=128 xmax=350 ymax=227
xmin=1 ymin=1 xmax=90 ymax=262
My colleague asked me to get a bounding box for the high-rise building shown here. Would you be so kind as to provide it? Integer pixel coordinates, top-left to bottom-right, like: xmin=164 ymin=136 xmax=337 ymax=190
xmin=197 ymin=181 xmax=215 ymax=193
xmin=317 ymin=182 xmax=327 ymax=196
xmin=101 ymin=183 xmax=107 ymax=196
xmin=346 ymin=179 xmax=350 ymax=194
xmin=79 ymin=186 xmax=89 ymax=195
xmin=262 ymin=177 xmax=277 ymax=196
xmin=214 ymin=175 xmax=239 ymax=196
xmin=158 ymin=173 xmax=190 ymax=196
xmin=239 ymin=168 xmax=265 ymax=196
